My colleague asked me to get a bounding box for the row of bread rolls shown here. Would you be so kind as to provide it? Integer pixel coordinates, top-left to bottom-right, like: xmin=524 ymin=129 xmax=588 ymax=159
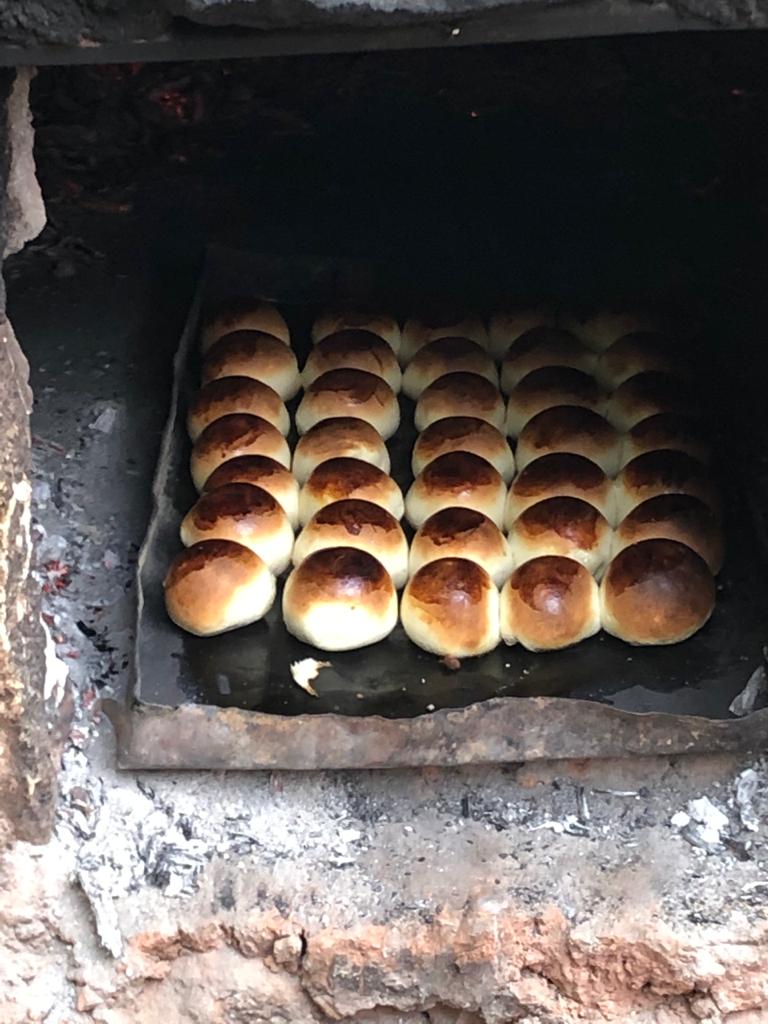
xmin=401 ymin=539 xmax=716 ymax=655
xmin=166 ymin=302 xmax=299 ymax=636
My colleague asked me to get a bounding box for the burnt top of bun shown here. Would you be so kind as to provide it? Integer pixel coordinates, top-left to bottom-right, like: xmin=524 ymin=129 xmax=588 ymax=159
xmin=420 ymin=372 xmax=499 ymax=403
xmin=187 ymin=483 xmax=281 ymax=529
xmin=312 ymin=499 xmax=400 ymax=534
xmin=203 ymin=455 xmax=291 ymax=492
xmin=418 ymin=417 xmax=500 ymax=446
xmin=307 ymin=457 xmax=389 ymax=493
xmin=512 ymin=453 xmax=607 ymax=497
xmin=204 ymin=329 xmax=286 ymax=360
xmin=420 ymin=451 xmax=501 ymax=491
xmin=291 ymin=547 xmax=393 ymax=602
xmin=507 ymin=555 xmax=590 ymax=611
xmin=419 ymin=507 xmax=495 ymax=545
xmin=512 ymin=366 xmax=600 ymax=401
xmin=628 ymin=413 xmax=708 ymax=449
xmin=612 ymin=370 xmax=691 ymax=407
xmin=407 ymin=557 xmax=491 ymax=605
xmin=520 ymin=405 xmax=616 ymax=448
xmin=621 ymin=493 xmax=717 ymax=528
xmin=299 ymin=416 xmax=382 ymax=446
xmin=312 ymin=331 xmax=396 ymax=370
xmin=605 ymin=538 xmax=712 ymax=599
xmin=508 ymin=326 xmax=582 ymax=358
xmin=164 ymin=539 xmax=262 ymax=588
xmin=194 ymin=414 xmax=282 ymax=455
xmin=621 ymin=450 xmax=707 ymax=489
xmin=515 ymin=497 xmax=606 ymax=546
xmin=306 ymin=368 xmax=393 ymax=404
xmin=191 ymin=376 xmax=281 ymax=414
xmin=411 ymin=336 xmax=485 ymax=362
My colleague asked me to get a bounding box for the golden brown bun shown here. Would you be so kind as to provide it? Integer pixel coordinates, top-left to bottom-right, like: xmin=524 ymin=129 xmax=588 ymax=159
xmin=412 ymin=416 xmax=515 ymax=483
xmin=615 ymin=450 xmax=719 ymax=522
xmin=600 ymin=539 xmax=715 ymax=644
xmin=500 ymin=555 xmax=600 ymax=651
xmin=596 ymin=332 xmax=679 ymax=389
xmin=282 ymin=546 xmax=398 ymax=650
xmin=488 ymin=309 xmax=557 ymax=360
xmin=200 ymin=301 xmax=290 ymax=352
xmin=292 ymin=416 xmax=390 ymax=485
xmin=409 ymin=507 xmax=513 ymax=586
xmin=605 ymin=371 xmax=694 ymax=432
xmin=500 ymin=326 xmax=595 ymax=393
xmin=508 ymin=497 xmax=612 ymax=577
xmin=405 ymin=452 xmax=506 ymax=529
xmin=301 ymin=330 xmax=402 ymax=392
xmin=312 ymin=312 xmax=401 ymax=355
xmin=299 ymin=457 xmax=404 ymax=526
xmin=187 ymin=376 xmax=289 ymax=441
xmin=190 ymin=414 xmax=291 ymax=492
xmin=180 ymin=482 xmax=294 ymax=575
xmin=613 ymin=494 xmax=723 ymax=574
xmin=202 ymin=454 xmax=299 ymax=530
xmin=403 ymin=337 xmax=498 ymax=399
xmin=559 ymin=309 xmax=659 ymax=352
xmin=505 ymin=453 xmax=615 ymax=527
xmin=621 ymin=413 xmax=710 ymax=468
xmin=293 ymin=499 xmax=408 ymax=588
xmin=164 ymin=539 xmax=275 ymax=636
xmin=516 ymin=405 xmax=621 ymax=477
xmin=401 ymin=557 xmax=500 ymax=657
xmin=401 ymin=314 xmax=489 ymax=363
xmin=415 ymin=372 xmax=505 ymax=432
xmin=295 ymin=368 xmax=400 ymax=439
xmin=201 ymin=330 xmax=300 ymax=400
xmin=505 ymin=367 xmax=602 ymax=438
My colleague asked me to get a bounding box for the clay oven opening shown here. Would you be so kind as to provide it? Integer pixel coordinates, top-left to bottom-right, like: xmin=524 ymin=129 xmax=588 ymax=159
xmin=3 ymin=24 xmax=768 ymax=784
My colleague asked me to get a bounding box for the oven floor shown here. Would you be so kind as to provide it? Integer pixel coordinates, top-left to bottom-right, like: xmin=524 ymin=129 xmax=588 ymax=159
xmin=4 ymin=39 xmax=768 ymax=1020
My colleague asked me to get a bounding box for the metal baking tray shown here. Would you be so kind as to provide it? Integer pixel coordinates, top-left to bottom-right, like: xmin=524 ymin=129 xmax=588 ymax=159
xmin=105 ymin=244 xmax=768 ymax=768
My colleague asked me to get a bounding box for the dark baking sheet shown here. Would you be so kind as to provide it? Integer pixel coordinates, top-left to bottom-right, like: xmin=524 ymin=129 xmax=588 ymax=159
xmin=110 ymin=244 xmax=768 ymax=768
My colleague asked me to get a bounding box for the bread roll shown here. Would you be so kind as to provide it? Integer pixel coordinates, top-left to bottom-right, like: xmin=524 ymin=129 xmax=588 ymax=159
xmin=600 ymin=539 xmax=715 ymax=644
xmin=401 ymin=315 xmax=488 ymax=363
xmin=405 ymin=452 xmax=506 ymax=529
xmin=293 ymin=499 xmax=408 ymax=588
xmin=295 ymin=369 xmax=400 ymax=439
xmin=409 ymin=507 xmax=513 ymax=586
xmin=505 ymin=367 xmax=602 ymax=438
xmin=203 ymin=455 xmax=299 ymax=529
xmin=612 ymin=494 xmax=723 ymax=574
xmin=500 ymin=556 xmax=600 ymax=651
xmin=301 ymin=330 xmax=402 ymax=392
xmin=614 ymin=450 xmax=719 ymax=522
xmin=200 ymin=301 xmax=289 ymax=352
xmin=202 ymin=330 xmax=300 ymax=400
xmin=605 ymin=371 xmax=694 ymax=432
xmin=401 ymin=557 xmax=500 ymax=657
xmin=299 ymin=457 xmax=404 ymax=526
xmin=621 ymin=413 xmax=710 ymax=468
xmin=164 ymin=539 xmax=276 ymax=636
xmin=559 ymin=309 xmax=658 ymax=352
xmin=508 ymin=497 xmax=612 ymax=576
xmin=488 ymin=309 xmax=556 ymax=361
xmin=504 ymin=453 xmax=615 ymax=527
xmin=282 ymin=547 xmax=398 ymax=650
xmin=312 ymin=312 xmax=401 ymax=356
xmin=292 ymin=416 xmax=390 ymax=485
xmin=500 ymin=326 xmax=595 ymax=394
xmin=191 ymin=414 xmax=291 ymax=492
xmin=516 ymin=405 xmax=621 ymax=477
xmin=187 ymin=376 xmax=289 ymax=441
xmin=415 ymin=372 xmax=505 ymax=433
xmin=596 ymin=332 xmax=679 ymax=390
xmin=402 ymin=337 xmax=498 ymax=400
xmin=412 ymin=416 xmax=515 ymax=483
xmin=180 ymin=483 xmax=294 ymax=575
